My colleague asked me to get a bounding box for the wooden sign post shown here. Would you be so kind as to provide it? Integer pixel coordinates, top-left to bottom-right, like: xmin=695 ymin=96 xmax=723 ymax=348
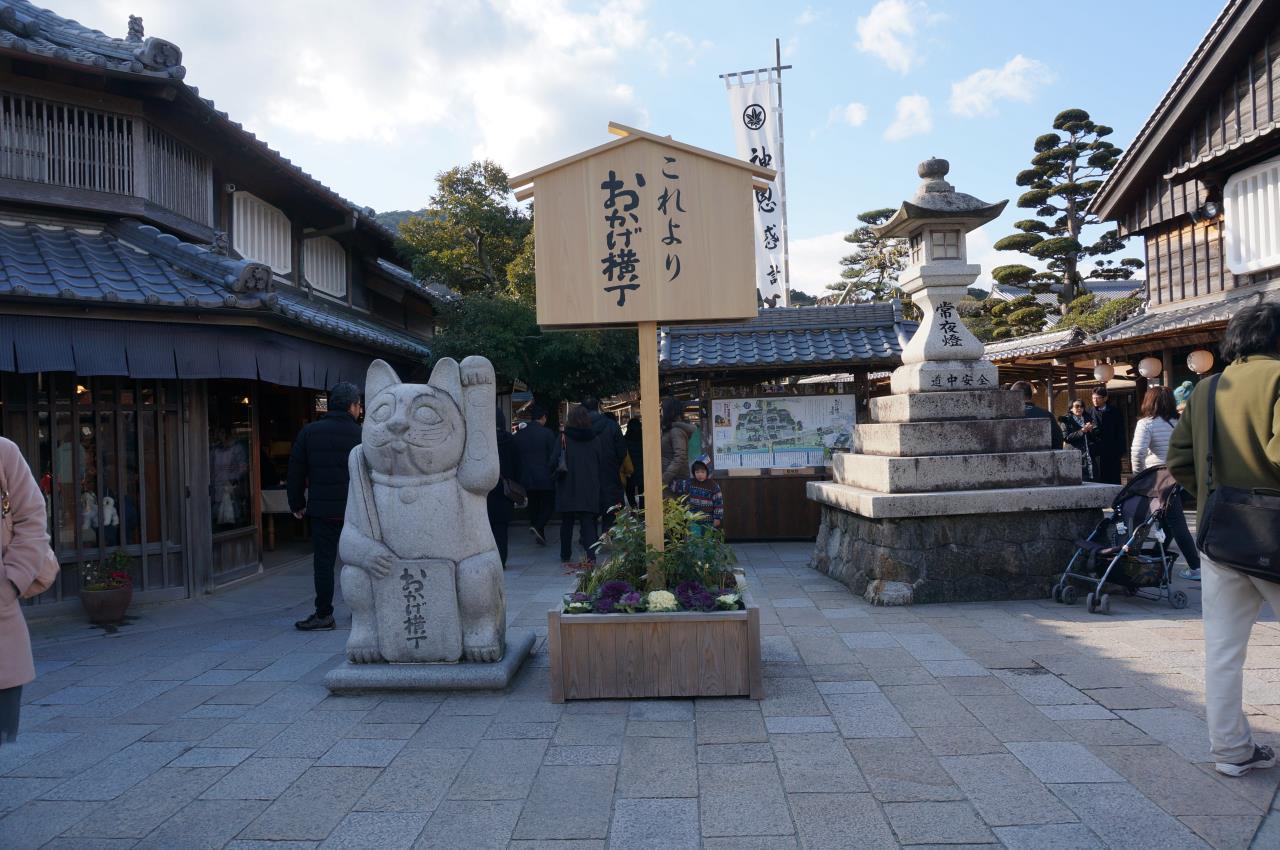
xmin=511 ymin=123 xmax=772 ymax=579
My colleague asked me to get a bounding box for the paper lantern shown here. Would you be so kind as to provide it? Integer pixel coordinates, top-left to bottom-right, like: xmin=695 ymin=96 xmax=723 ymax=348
xmin=1137 ymin=357 xmax=1163 ymax=379
xmin=1187 ymin=349 xmax=1214 ymax=374
xmin=1093 ymin=363 xmax=1115 ymax=382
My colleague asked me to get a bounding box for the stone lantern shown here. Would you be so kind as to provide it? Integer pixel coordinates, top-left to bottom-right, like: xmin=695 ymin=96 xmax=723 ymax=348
xmin=872 ymin=158 xmax=1005 ymax=394
xmin=805 ymin=159 xmax=1119 ymax=606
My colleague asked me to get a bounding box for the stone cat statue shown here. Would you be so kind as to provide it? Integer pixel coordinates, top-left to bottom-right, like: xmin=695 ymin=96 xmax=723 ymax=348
xmin=338 ymin=356 xmax=505 ymax=664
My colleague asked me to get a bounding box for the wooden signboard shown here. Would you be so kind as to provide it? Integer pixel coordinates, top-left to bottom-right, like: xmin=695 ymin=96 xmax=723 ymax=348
xmin=511 ymin=124 xmax=770 ymax=558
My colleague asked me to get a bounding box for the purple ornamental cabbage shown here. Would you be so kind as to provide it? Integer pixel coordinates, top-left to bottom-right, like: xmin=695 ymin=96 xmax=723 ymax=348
xmin=593 ymin=596 xmax=617 ymax=614
xmin=619 ymin=591 xmax=644 ymax=608
xmin=675 ymin=580 xmax=717 ymax=611
xmin=597 ymin=580 xmax=635 ymax=601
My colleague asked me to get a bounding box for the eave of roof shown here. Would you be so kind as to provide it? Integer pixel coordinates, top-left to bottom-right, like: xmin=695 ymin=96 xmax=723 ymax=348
xmin=983 ymin=327 xmax=1084 ymax=362
xmin=1090 ymin=0 xmax=1272 ymax=220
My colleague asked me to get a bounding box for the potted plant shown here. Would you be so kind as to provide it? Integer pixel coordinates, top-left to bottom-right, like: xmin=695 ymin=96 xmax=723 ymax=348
xmin=80 ymin=550 xmax=134 ymax=625
xmin=547 ymin=499 xmax=762 ymax=702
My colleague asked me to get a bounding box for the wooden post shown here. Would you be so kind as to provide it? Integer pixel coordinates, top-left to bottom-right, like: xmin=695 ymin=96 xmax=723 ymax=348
xmin=638 ymin=321 xmax=664 ymax=576
xmin=1065 ymin=361 xmax=1077 ymax=406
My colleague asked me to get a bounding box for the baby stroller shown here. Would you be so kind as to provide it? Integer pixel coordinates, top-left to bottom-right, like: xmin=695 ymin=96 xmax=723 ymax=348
xmin=1052 ymin=465 xmax=1190 ymax=614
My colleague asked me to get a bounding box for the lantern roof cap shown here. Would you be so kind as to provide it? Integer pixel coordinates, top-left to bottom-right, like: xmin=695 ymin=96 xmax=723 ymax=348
xmin=873 ymin=157 xmax=1007 ymax=238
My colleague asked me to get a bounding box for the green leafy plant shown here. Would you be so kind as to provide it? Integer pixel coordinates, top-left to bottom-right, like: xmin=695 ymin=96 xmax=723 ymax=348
xmin=82 ymin=550 xmax=133 ymax=591
xmin=586 ymin=499 xmax=738 ymax=596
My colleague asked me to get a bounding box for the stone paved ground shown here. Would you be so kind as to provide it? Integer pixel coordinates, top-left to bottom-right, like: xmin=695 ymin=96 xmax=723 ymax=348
xmin=3 ymin=533 xmax=1280 ymax=849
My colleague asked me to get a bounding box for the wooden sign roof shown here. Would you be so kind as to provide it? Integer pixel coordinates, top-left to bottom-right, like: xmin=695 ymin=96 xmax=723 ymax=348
xmin=511 ymin=123 xmax=775 ymax=329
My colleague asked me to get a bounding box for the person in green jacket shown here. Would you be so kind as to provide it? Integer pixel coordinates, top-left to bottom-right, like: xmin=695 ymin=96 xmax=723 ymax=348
xmin=1167 ymin=302 xmax=1280 ymax=778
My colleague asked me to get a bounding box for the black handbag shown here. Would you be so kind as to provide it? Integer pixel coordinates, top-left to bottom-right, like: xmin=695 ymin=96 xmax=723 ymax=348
xmin=1194 ymin=373 xmax=1280 ymax=582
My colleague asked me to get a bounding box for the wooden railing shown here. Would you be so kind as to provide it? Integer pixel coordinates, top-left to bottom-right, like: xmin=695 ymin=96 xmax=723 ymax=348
xmin=0 ymin=90 xmax=214 ymax=227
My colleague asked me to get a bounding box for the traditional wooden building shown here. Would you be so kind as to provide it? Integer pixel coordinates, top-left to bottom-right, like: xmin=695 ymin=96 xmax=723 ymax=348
xmin=0 ymin=1 xmax=453 ymax=612
xmin=659 ymin=303 xmax=912 ymax=540
xmin=988 ymin=0 xmax=1280 ymax=416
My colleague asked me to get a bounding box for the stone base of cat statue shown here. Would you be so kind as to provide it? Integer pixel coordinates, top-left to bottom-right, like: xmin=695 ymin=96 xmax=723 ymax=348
xmin=337 ymin=356 xmax=507 ymax=665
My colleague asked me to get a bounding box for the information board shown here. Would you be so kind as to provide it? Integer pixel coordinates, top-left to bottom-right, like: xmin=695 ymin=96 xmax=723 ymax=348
xmin=710 ymin=394 xmax=856 ymax=470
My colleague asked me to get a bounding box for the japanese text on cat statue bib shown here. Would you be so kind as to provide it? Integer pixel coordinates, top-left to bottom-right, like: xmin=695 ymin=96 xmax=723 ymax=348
xmin=339 ymin=356 xmax=506 ymax=664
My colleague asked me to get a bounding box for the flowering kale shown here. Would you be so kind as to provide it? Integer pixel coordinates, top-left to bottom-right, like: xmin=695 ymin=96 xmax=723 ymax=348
xmin=593 ymin=596 xmax=617 ymax=614
xmin=675 ymin=580 xmax=716 ymax=611
xmin=597 ymin=580 xmax=635 ymax=601
xmin=568 ymin=592 xmax=590 ymax=603
xmin=619 ymin=591 xmax=643 ymax=607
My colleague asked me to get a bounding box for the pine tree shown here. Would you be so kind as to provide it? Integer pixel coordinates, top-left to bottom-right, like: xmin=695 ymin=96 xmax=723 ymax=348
xmin=827 ymin=208 xmax=910 ymax=307
xmin=992 ymin=108 xmax=1142 ymax=311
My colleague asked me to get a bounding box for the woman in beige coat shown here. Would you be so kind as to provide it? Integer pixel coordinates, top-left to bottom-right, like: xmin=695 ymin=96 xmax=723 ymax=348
xmin=1 ymin=436 xmax=48 ymax=744
xmin=660 ymin=397 xmax=696 ymax=494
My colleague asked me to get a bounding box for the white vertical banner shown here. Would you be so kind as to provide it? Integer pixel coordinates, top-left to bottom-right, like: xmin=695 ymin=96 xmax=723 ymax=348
xmin=726 ymin=70 xmax=786 ymax=307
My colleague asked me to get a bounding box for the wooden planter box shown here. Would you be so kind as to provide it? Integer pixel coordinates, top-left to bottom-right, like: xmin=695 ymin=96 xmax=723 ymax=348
xmin=547 ymin=603 xmax=763 ymax=702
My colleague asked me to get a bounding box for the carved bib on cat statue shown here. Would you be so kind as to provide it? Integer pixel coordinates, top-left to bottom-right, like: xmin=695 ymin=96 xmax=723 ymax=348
xmin=338 ymin=356 xmax=506 ymax=664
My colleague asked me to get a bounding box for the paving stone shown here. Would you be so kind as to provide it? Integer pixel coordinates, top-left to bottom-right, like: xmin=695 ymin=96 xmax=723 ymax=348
xmin=317 ymin=811 xmax=427 ymax=849
xmin=507 ymin=841 xmax=604 ymax=849
xmin=553 ymin=714 xmax=626 ymax=746
xmin=247 ymin=652 xmax=335 ymax=683
xmin=202 ymin=757 xmax=315 ymax=801
xmin=814 ymin=681 xmax=880 ymax=695
xmin=846 ymin=738 xmax=964 ymax=803
xmin=624 ymin=720 xmax=693 ymax=738
xmin=994 ymin=823 xmax=1106 ymax=849
xmin=1038 ymin=704 xmax=1118 ymax=721
xmin=608 ymin=797 xmax=699 ymax=850
xmin=773 ymin=733 xmax=867 ymax=793
xmin=5 ymin=724 xmax=154 ymax=779
xmin=184 ymin=704 xmax=252 ymax=720
xmin=1058 ymin=718 xmax=1156 ymax=746
xmin=200 ymin=722 xmax=288 ymax=749
xmin=895 ymin=634 xmax=968 ymax=661
xmin=513 ymin=765 xmax=616 ymax=840
xmin=883 ymin=800 xmax=996 ymax=845
xmin=616 ymin=736 xmax=697 ymax=798
xmin=702 ymin=837 xmax=798 ymax=850
xmin=762 ymin=677 xmax=830 ymax=717
xmin=1005 ymin=741 xmax=1125 ymax=784
xmin=355 ymin=748 xmax=469 ymax=813
xmin=792 ymin=635 xmax=860 ymax=666
xmin=937 ymin=675 xmax=1013 ymax=696
xmin=1114 ymin=709 xmax=1213 ymax=762
xmin=1090 ymin=746 xmax=1263 ymax=816
xmin=765 ymin=716 xmax=838 ymax=734
xmin=361 ymin=698 xmax=441 ymax=725
xmin=915 ymin=725 xmax=1006 ymax=756
xmin=699 ymin=762 xmax=794 ymax=837
xmin=938 ymin=753 xmax=1076 ymax=826
xmin=0 ymin=799 xmax=114 ymax=850
xmin=403 ymin=713 xmax=492 ymax=750
xmin=958 ymin=694 xmax=1073 ymax=742
xmin=1084 ymin=686 xmax=1174 ymax=710
xmin=0 ymin=776 xmax=59 ymax=815
xmin=59 ymin=766 xmax=227 ymax=838
xmin=449 ymin=738 xmax=548 ymax=800
xmin=346 ymin=722 xmax=419 ymax=740
xmin=697 ymin=743 xmax=775 ymax=763
xmin=1049 ymin=781 xmax=1212 ymax=850
xmin=882 ymin=684 xmax=980 ymax=728
xmin=134 ymin=799 xmax=269 ymax=850
xmin=761 ymin=635 xmax=803 ymax=663
xmin=317 ymin=738 xmax=406 ymax=767
xmin=993 ymin=669 xmax=1093 ymax=706
xmin=822 ymin=692 xmax=913 ymax=738
xmin=42 ymin=740 xmax=191 ymax=801
xmin=867 ymin=665 xmax=937 ymax=685
xmin=1179 ymin=814 xmax=1265 ymax=850
xmin=839 ymin=632 xmax=902 ymax=649
xmin=627 ymin=700 xmax=694 ymax=722
xmin=414 ymin=799 xmax=522 ymax=849
xmin=696 ymin=710 xmax=768 ymax=744
xmin=140 ymin=717 xmax=232 ymax=743
xmin=542 ymin=746 xmax=620 ymax=766
xmin=922 ymin=659 xmax=992 ymax=677
xmin=36 ymin=839 xmax=142 ymax=850
xmin=0 ymin=731 xmax=81 ymax=775
xmin=787 ymin=792 xmax=896 ymax=849
xmin=254 ymin=713 xmax=364 ymax=759
xmin=238 ymin=766 xmax=380 ymax=840
xmin=204 ymin=682 xmax=288 ymax=706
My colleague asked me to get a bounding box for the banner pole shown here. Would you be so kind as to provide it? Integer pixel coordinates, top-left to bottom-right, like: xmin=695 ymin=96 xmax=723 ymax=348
xmin=638 ymin=320 xmax=665 ymax=587
xmin=774 ymin=37 xmax=791 ymax=308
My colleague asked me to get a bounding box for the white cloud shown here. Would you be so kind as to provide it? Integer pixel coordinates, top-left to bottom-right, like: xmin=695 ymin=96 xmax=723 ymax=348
xmin=795 ymin=7 xmax=820 ymax=26
xmin=647 ymin=30 xmax=714 ymax=75
xmin=828 ymin=102 xmax=869 ymax=128
xmin=950 ymin=55 xmax=1054 ymax=117
xmin=884 ymin=94 xmax=932 ymax=141
xmin=788 ymin=231 xmax=850 ymax=295
xmin=855 ymin=0 xmax=932 ymax=74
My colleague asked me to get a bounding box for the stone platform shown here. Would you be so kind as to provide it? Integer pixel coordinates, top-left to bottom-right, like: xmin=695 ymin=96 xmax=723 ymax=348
xmin=811 ymin=503 xmax=1104 ymax=603
xmin=808 ymin=480 xmax=1120 ymax=518
xmin=324 ymin=628 xmax=535 ymax=693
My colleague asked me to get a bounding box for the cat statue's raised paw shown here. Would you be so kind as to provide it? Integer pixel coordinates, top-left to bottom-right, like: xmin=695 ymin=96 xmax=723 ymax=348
xmin=338 ymin=356 xmax=506 ymax=664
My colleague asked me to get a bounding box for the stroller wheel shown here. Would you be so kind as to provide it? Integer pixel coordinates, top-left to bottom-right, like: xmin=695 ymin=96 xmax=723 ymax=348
xmin=1052 ymin=584 xmax=1063 ymax=603
xmin=1171 ymin=590 xmax=1189 ymax=610
xmin=1087 ymin=592 xmax=1097 ymax=613
xmin=1099 ymin=593 xmax=1111 ymax=614
xmin=1061 ymin=585 xmax=1078 ymax=605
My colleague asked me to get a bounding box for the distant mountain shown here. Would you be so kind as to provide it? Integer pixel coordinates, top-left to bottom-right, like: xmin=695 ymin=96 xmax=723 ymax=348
xmin=373 ymin=209 xmax=427 ymax=233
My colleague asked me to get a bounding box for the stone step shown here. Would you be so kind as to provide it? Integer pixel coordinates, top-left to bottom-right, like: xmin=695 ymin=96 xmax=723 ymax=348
xmin=807 ymin=480 xmax=1120 ymax=519
xmin=853 ymin=418 xmax=1050 ymax=457
xmin=834 ymin=450 xmax=1082 ymax=493
xmin=868 ymin=389 xmax=1023 ymax=423
xmin=890 ymin=360 xmax=999 ymax=394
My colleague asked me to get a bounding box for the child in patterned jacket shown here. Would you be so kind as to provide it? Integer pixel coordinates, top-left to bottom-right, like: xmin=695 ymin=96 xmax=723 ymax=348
xmin=670 ymin=458 xmax=723 ymax=532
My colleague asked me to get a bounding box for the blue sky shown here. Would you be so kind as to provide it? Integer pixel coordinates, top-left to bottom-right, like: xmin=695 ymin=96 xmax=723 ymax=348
xmin=61 ymin=0 xmax=1221 ymax=294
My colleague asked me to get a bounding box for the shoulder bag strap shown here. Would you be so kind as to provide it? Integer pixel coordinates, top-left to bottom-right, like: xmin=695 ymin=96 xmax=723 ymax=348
xmin=1203 ymin=374 xmax=1221 ymax=494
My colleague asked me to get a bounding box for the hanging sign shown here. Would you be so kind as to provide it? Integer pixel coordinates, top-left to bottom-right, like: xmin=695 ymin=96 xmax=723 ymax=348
xmin=725 ymin=72 xmax=786 ymax=307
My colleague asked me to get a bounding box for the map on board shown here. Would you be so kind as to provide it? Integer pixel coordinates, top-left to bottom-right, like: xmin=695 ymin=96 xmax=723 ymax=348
xmin=710 ymin=395 xmax=855 ymax=470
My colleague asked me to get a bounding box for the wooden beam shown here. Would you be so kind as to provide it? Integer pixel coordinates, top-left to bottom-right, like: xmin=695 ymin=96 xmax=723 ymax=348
xmin=638 ymin=321 xmax=665 ymax=577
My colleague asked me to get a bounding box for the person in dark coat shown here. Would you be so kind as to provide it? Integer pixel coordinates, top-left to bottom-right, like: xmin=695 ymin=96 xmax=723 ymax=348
xmin=514 ymin=404 xmax=557 ymax=545
xmin=554 ymin=405 xmax=604 ymax=566
xmin=1089 ymin=385 xmax=1127 ymax=484
xmin=486 ymin=409 xmax=522 ymax=568
xmin=287 ymin=382 xmax=363 ymax=631
xmin=1010 ymin=381 xmax=1064 ymax=448
xmin=624 ymin=417 xmax=644 ymax=509
xmin=583 ymin=397 xmax=627 ymax=530
xmin=1059 ymin=398 xmax=1097 ymax=480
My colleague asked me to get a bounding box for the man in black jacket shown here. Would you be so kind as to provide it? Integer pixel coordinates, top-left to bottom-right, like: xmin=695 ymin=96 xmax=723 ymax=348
xmin=583 ymin=397 xmax=627 ymax=531
xmin=514 ymin=405 xmax=557 ymax=545
xmin=1010 ymin=381 xmax=1064 ymax=448
xmin=1089 ymin=386 xmax=1126 ymax=485
xmin=287 ymin=382 xmax=363 ymax=631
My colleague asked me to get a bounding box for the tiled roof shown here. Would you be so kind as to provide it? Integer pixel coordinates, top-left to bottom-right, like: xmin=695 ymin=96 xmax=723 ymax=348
xmin=372 ymin=258 xmax=459 ymax=309
xmin=983 ymin=327 xmax=1085 ymax=362
xmin=660 ymin=304 xmax=912 ymax=373
xmin=988 ymin=280 xmax=1143 ymax=306
xmin=1092 ymin=284 xmax=1280 ymax=343
xmin=0 ymin=217 xmax=430 ymax=358
xmin=0 ymin=0 xmax=184 ymax=81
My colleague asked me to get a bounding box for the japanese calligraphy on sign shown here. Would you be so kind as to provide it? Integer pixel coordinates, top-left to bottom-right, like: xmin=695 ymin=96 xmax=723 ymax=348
xmin=936 ymin=301 xmax=963 ymax=348
xmin=400 ymin=566 xmax=428 ymax=649
xmin=726 ymin=74 xmax=786 ymax=306
xmin=511 ymin=124 xmax=769 ymax=328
